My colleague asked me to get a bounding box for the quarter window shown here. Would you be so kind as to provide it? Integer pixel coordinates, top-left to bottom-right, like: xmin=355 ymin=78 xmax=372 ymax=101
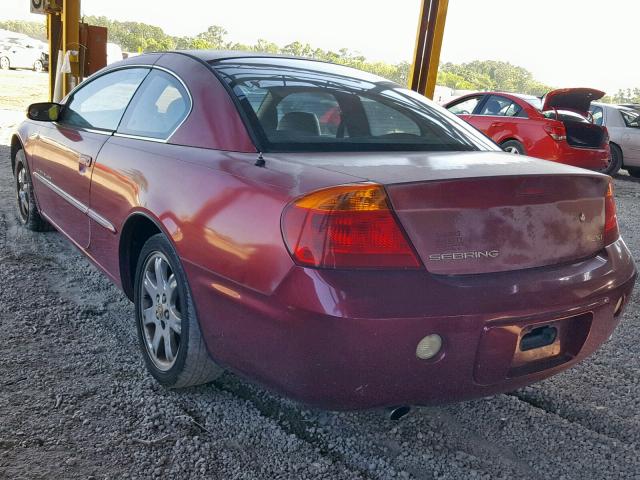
xmin=118 ymin=70 xmax=191 ymax=139
xmin=61 ymin=68 xmax=149 ymax=131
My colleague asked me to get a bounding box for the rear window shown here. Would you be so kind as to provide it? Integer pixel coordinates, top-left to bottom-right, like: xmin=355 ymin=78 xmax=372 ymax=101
xmin=211 ymin=58 xmax=492 ymax=153
xmin=542 ymin=109 xmax=590 ymax=123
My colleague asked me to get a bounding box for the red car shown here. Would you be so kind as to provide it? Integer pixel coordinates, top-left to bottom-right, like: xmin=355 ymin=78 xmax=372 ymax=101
xmin=445 ymin=89 xmax=612 ymax=173
xmin=12 ymin=52 xmax=636 ymax=410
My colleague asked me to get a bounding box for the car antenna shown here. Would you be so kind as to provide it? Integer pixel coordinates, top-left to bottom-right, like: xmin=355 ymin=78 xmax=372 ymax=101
xmin=255 ymin=152 xmax=266 ymax=167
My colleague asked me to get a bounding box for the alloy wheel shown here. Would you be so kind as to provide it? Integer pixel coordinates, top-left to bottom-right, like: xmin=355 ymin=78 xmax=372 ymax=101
xmin=16 ymin=165 xmax=30 ymax=222
xmin=504 ymin=146 xmax=521 ymax=154
xmin=140 ymin=252 xmax=182 ymax=371
xmin=0 ymin=57 xmax=9 ymax=70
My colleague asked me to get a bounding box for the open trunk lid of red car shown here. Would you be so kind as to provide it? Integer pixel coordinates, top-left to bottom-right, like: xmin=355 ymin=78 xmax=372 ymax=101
xmin=541 ymin=88 xmax=605 ymax=115
xmin=273 ymin=151 xmax=609 ymax=275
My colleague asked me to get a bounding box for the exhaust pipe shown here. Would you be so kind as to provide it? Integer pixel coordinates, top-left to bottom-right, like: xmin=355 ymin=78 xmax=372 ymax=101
xmin=388 ymin=405 xmax=411 ymax=421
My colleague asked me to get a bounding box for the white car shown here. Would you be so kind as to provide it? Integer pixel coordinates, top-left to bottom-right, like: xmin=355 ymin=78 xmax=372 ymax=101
xmin=0 ymin=37 xmax=47 ymax=72
xmin=591 ymin=102 xmax=640 ymax=176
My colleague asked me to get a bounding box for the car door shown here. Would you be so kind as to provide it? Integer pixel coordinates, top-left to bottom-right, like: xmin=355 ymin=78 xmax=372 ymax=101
xmin=31 ymin=67 xmax=149 ymax=248
xmin=466 ymin=95 xmax=527 ymax=143
xmin=619 ymin=109 xmax=640 ymax=164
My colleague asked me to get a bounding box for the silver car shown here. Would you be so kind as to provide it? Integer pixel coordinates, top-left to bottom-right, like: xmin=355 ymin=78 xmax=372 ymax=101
xmin=591 ymin=102 xmax=640 ymax=176
xmin=0 ymin=38 xmax=47 ymax=72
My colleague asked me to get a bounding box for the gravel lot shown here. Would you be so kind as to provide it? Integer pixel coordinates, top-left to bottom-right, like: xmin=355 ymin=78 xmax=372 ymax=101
xmin=1 ymin=72 xmax=640 ymax=479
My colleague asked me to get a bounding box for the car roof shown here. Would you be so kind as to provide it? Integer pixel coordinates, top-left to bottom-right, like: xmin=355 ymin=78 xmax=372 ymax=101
xmin=175 ymin=50 xmax=343 ymax=66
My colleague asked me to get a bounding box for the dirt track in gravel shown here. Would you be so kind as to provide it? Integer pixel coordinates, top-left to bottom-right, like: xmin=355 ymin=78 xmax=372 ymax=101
xmin=1 ymin=72 xmax=640 ymax=479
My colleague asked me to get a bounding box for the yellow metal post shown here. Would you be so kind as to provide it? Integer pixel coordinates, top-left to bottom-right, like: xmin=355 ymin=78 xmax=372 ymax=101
xmin=61 ymin=0 xmax=80 ymax=97
xmin=47 ymin=12 xmax=61 ymax=101
xmin=408 ymin=0 xmax=449 ymax=99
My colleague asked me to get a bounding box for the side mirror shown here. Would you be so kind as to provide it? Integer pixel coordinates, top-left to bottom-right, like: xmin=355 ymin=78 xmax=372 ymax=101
xmin=27 ymin=102 xmax=61 ymax=122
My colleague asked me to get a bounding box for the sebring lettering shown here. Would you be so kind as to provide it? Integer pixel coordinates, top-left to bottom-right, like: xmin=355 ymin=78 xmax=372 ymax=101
xmin=428 ymin=250 xmax=500 ymax=261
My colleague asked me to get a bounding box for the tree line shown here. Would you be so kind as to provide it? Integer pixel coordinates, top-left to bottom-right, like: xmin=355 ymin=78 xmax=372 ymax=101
xmin=2 ymin=18 xmax=638 ymax=103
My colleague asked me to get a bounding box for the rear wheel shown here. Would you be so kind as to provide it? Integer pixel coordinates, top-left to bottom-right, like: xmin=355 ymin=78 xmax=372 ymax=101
xmin=134 ymin=233 xmax=223 ymax=388
xmin=33 ymin=60 xmax=43 ymax=72
xmin=0 ymin=56 xmax=10 ymax=70
xmin=14 ymin=150 xmax=51 ymax=231
xmin=602 ymin=143 xmax=623 ymax=176
xmin=501 ymin=140 xmax=526 ymax=155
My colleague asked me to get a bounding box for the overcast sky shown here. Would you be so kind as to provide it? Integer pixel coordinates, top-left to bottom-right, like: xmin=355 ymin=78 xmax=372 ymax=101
xmin=3 ymin=0 xmax=638 ymax=93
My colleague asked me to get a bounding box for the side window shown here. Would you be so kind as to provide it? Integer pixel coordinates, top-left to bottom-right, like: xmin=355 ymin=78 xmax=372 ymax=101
xmin=61 ymin=68 xmax=149 ymax=130
xmin=479 ymin=95 xmax=521 ymax=117
xmin=118 ymin=70 xmax=191 ymax=139
xmin=276 ymin=92 xmax=342 ymax=137
xmin=447 ymin=96 xmax=482 ymax=115
xmin=361 ymin=97 xmax=420 ymax=136
xmin=620 ymin=109 xmax=640 ymax=128
xmin=591 ymin=106 xmax=604 ymax=126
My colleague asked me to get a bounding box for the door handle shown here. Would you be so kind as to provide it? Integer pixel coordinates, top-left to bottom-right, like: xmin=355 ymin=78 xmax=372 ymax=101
xmin=78 ymin=154 xmax=93 ymax=167
xmin=491 ymin=122 xmax=504 ymax=127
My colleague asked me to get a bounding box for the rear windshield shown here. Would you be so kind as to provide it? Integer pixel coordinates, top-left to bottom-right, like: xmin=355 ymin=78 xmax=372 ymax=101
xmin=542 ymin=109 xmax=590 ymax=123
xmin=211 ymin=58 xmax=492 ymax=153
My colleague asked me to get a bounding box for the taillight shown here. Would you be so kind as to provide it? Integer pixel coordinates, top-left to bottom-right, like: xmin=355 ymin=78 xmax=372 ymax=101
xmin=281 ymin=184 xmax=421 ymax=269
xmin=544 ymin=124 xmax=567 ymax=142
xmin=602 ymin=128 xmax=610 ymax=146
xmin=604 ymin=180 xmax=619 ymax=245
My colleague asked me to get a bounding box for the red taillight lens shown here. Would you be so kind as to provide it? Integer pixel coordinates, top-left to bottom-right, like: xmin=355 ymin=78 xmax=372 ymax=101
xmin=604 ymin=181 xmax=619 ymax=245
xmin=282 ymin=184 xmax=421 ymax=269
xmin=544 ymin=124 xmax=567 ymax=142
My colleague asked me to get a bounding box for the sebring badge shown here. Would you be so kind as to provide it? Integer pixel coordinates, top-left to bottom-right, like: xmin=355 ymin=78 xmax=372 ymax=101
xmin=428 ymin=250 xmax=500 ymax=261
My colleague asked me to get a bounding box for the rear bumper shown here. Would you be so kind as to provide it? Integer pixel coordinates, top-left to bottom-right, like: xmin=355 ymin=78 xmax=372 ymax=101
xmin=187 ymin=239 xmax=636 ymax=410
xmin=543 ymin=141 xmax=609 ymax=170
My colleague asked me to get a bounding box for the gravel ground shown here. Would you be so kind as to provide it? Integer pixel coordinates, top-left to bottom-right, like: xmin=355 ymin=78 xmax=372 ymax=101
xmin=1 ymin=111 xmax=640 ymax=479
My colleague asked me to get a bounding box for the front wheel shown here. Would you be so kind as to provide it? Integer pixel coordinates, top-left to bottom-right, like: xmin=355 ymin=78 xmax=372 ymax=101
xmin=501 ymin=140 xmax=526 ymax=155
xmin=14 ymin=150 xmax=51 ymax=231
xmin=134 ymin=234 xmax=223 ymax=388
xmin=0 ymin=56 xmax=10 ymax=70
xmin=33 ymin=60 xmax=43 ymax=72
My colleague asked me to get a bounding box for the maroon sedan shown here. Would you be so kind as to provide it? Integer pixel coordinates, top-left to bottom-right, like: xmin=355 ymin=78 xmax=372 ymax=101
xmin=444 ymin=89 xmax=612 ymax=173
xmin=11 ymin=52 xmax=636 ymax=410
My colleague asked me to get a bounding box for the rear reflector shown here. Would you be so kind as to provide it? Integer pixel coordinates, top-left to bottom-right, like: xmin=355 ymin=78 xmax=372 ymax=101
xmin=281 ymin=184 xmax=421 ymax=269
xmin=604 ymin=180 xmax=619 ymax=245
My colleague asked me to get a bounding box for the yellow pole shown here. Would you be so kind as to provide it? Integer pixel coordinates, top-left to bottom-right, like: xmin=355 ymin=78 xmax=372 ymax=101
xmin=408 ymin=0 xmax=449 ymax=99
xmin=424 ymin=0 xmax=449 ymax=99
xmin=61 ymin=0 xmax=80 ymax=97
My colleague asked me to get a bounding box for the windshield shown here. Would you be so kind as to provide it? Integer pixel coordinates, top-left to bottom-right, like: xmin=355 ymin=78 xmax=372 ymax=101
xmin=211 ymin=58 xmax=495 ymax=153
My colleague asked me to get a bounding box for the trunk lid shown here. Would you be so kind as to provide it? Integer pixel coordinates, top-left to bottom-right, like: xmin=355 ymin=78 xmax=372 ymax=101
xmin=542 ymin=88 xmax=605 ymax=115
xmin=386 ymin=175 xmax=607 ymax=275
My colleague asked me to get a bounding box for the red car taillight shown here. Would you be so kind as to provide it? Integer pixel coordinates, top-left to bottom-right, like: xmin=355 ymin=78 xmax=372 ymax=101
xmin=281 ymin=184 xmax=421 ymax=269
xmin=544 ymin=124 xmax=567 ymax=142
xmin=604 ymin=180 xmax=619 ymax=245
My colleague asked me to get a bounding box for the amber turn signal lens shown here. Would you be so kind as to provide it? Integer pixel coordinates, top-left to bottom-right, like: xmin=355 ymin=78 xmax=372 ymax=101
xmin=282 ymin=184 xmax=421 ymax=269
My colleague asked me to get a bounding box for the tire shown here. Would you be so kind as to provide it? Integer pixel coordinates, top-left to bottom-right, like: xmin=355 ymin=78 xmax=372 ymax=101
xmin=33 ymin=60 xmax=43 ymax=72
xmin=14 ymin=149 xmax=51 ymax=231
xmin=501 ymin=140 xmax=526 ymax=155
xmin=134 ymin=233 xmax=223 ymax=388
xmin=627 ymin=167 xmax=640 ymax=178
xmin=602 ymin=143 xmax=623 ymax=176
xmin=0 ymin=56 xmax=10 ymax=70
